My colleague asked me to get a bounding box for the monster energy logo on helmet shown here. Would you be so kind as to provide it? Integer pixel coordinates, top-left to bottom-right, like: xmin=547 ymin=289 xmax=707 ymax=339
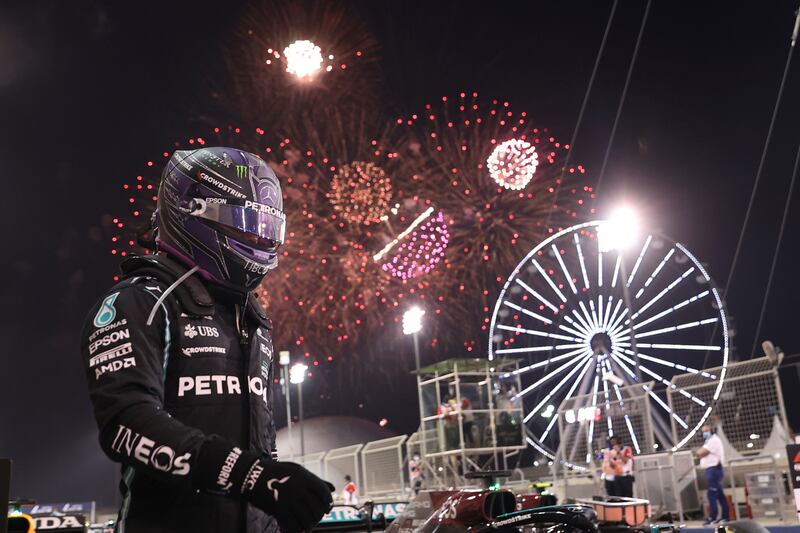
xmin=236 ymin=165 xmax=248 ymax=178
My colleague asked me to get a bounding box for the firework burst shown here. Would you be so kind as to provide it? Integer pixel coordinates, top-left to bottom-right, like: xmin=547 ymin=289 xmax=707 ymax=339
xmin=388 ymin=92 xmax=594 ymax=353
xmin=220 ymin=0 xmax=381 ymax=131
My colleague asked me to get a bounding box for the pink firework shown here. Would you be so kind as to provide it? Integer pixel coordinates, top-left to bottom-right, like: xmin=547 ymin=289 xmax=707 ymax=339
xmin=486 ymin=138 xmax=539 ymax=190
xmin=381 ymin=211 xmax=450 ymax=281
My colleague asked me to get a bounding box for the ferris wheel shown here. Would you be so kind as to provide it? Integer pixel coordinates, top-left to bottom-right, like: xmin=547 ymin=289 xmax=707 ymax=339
xmin=488 ymin=220 xmax=729 ymax=463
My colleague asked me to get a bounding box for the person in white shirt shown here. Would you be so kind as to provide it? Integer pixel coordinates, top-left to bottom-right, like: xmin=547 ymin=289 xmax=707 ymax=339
xmin=696 ymin=423 xmax=729 ymax=525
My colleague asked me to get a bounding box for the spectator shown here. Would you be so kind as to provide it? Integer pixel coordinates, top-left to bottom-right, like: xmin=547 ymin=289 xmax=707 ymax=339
xmin=342 ymin=475 xmax=359 ymax=506
xmin=602 ymin=437 xmax=623 ymax=497
xmin=614 ymin=437 xmax=635 ymax=497
xmin=697 ymin=423 xmax=729 ymax=525
xmin=409 ymin=453 xmax=425 ymax=495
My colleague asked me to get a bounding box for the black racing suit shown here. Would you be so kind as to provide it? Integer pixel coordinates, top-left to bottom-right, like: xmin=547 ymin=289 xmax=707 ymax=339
xmin=81 ymin=255 xmax=279 ymax=533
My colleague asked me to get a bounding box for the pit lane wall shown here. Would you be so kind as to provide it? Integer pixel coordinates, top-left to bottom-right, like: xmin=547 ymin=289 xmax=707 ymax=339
xmin=320 ymin=502 xmax=407 ymax=524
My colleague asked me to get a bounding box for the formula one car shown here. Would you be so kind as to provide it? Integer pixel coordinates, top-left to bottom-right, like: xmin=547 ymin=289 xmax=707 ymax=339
xmin=314 ymin=483 xmax=679 ymax=533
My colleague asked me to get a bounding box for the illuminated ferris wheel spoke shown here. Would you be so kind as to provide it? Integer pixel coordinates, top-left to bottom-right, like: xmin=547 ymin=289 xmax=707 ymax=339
xmin=537 ymin=351 xmax=595 ymax=442
xmin=626 ymin=343 xmax=722 ymax=352
xmin=585 ymin=371 xmax=601 ymax=461
xmin=539 ymin=413 xmax=560 ymax=442
xmin=516 ymin=352 xmax=591 ymax=399
xmin=598 ymin=249 xmax=604 ymax=288
xmin=604 ymin=359 xmax=637 ymax=445
xmin=558 ymin=321 xmax=590 ymax=339
xmin=607 ymin=307 xmax=630 ymax=336
xmin=611 ymin=255 xmax=622 ymax=288
xmin=616 ymin=350 xmax=707 ymax=407
xmin=524 ymin=351 xmax=595 ymax=422
xmin=495 ymin=343 xmax=585 ymax=355
xmin=630 ymin=290 xmax=710 ymax=330
xmin=507 ymin=346 xmax=590 ymax=376
xmin=562 ymin=315 xmax=593 ymax=339
xmin=608 ymin=352 xmax=689 ymax=429
xmin=570 ymin=308 xmax=595 ymax=336
xmin=578 ymin=301 xmax=597 ymax=331
xmin=515 ymin=279 xmax=559 ymax=314
xmin=635 ymin=248 xmax=675 ymax=299
xmin=588 ymin=300 xmax=600 ymax=330
xmin=574 ymin=233 xmax=590 ymax=289
xmin=625 ymin=235 xmax=652 ymax=288
xmin=597 ymin=296 xmax=605 ymax=330
xmin=552 ymin=244 xmax=578 ymax=294
xmin=603 ymin=359 xmax=638 ymax=449
xmin=558 ymin=358 xmax=597 ymax=457
xmin=496 ymin=324 xmax=581 ymax=342
xmin=532 ymin=259 xmax=568 ymax=303
xmin=618 ymin=317 xmax=719 ymax=341
xmin=604 ymin=298 xmax=624 ymax=332
xmin=630 ymin=267 xmax=695 ymax=321
xmin=617 ymin=348 xmax=718 ymax=381
xmin=502 ymin=300 xmax=553 ymax=325
xmin=601 ymin=366 xmax=613 ymax=437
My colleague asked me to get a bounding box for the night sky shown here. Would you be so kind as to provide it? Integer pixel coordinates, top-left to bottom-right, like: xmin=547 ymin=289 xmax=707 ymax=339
xmin=1 ymin=0 xmax=799 ymax=508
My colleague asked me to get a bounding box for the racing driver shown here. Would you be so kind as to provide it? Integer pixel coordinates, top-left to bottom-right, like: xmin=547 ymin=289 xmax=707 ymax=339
xmin=81 ymin=147 xmax=333 ymax=533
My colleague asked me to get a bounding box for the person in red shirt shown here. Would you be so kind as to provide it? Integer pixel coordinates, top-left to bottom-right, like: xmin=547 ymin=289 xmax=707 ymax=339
xmin=342 ymin=475 xmax=359 ymax=505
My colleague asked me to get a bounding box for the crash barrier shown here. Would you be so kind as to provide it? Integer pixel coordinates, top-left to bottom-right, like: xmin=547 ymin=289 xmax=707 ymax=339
xmin=635 ymin=451 xmax=698 ymax=520
xmin=727 ymin=454 xmax=792 ymax=522
xmin=324 ymin=444 xmax=363 ymax=500
xmin=301 ymin=450 xmax=327 ymax=481
xmin=361 ymin=436 xmax=408 ymax=497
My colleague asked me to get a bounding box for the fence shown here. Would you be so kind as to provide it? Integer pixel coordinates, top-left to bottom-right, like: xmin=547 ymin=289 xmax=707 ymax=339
xmin=297 ymin=436 xmax=410 ymax=500
xmin=362 ymin=436 xmax=408 ymax=496
xmin=668 ymin=356 xmax=789 ymax=454
xmin=325 ymin=444 xmax=363 ymax=498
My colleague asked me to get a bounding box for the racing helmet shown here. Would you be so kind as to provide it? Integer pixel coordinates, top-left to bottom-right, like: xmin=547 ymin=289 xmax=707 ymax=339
xmin=155 ymin=147 xmax=286 ymax=292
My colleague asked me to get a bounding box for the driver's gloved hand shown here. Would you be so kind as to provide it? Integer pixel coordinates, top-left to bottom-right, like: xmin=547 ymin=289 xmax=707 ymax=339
xmin=197 ymin=437 xmax=334 ymax=532
xmin=242 ymin=458 xmax=334 ymax=532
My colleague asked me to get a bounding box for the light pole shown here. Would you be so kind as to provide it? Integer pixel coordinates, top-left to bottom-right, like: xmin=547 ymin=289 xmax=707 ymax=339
xmin=403 ymin=306 xmax=425 ymax=372
xmin=290 ymin=363 xmax=308 ymax=458
xmin=279 ymin=350 xmax=292 ymax=460
xmin=598 ymin=207 xmax=643 ymax=383
xmin=403 ymin=306 xmax=426 ymax=471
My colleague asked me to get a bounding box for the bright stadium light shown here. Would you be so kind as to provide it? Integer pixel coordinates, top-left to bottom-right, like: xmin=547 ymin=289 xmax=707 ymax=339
xmin=289 ymin=363 xmax=308 ymax=384
xmin=402 ymin=306 xmax=425 ymax=335
xmin=283 ymin=40 xmax=323 ymax=79
xmin=598 ymin=206 xmax=640 ymax=253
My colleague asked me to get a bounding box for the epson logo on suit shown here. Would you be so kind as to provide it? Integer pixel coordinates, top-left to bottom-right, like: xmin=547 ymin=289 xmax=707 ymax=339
xmin=88 ymin=328 xmax=130 ymax=354
xmin=111 ymin=425 xmax=191 ymax=476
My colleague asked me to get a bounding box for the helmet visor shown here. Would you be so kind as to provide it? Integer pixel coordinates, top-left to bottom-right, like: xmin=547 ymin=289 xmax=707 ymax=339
xmin=188 ymin=198 xmax=286 ymax=246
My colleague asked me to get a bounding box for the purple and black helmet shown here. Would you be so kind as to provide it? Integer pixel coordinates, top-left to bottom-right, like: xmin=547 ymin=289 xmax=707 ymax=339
xmin=155 ymin=147 xmax=286 ymax=292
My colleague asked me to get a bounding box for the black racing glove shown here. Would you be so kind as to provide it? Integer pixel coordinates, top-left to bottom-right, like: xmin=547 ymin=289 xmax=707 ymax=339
xmin=197 ymin=437 xmax=334 ymax=533
xmin=242 ymin=458 xmax=334 ymax=532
